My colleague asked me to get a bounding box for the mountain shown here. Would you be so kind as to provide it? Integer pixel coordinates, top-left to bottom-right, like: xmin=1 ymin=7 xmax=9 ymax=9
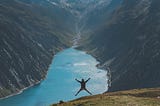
xmin=79 ymin=0 xmax=160 ymax=92
xmin=0 ymin=0 xmax=115 ymax=98
xmin=1 ymin=0 xmax=160 ymax=99
xmin=78 ymin=0 xmax=123 ymax=29
xmin=0 ymin=0 xmax=75 ymax=98
xmin=52 ymin=88 xmax=160 ymax=106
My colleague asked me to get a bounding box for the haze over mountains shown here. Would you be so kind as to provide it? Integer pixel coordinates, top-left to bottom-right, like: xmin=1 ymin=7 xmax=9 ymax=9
xmin=0 ymin=0 xmax=160 ymax=99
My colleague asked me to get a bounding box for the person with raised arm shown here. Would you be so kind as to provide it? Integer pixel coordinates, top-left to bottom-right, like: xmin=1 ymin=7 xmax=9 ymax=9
xmin=75 ymin=78 xmax=92 ymax=96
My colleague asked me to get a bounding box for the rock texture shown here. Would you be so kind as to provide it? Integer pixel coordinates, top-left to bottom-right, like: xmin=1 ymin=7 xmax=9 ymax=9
xmin=0 ymin=0 xmax=75 ymax=98
xmin=79 ymin=0 xmax=160 ymax=92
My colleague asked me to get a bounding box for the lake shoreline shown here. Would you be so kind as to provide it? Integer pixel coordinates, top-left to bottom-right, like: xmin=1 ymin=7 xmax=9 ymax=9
xmin=0 ymin=79 xmax=43 ymax=100
xmin=0 ymin=48 xmax=108 ymax=106
xmin=0 ymin=49 xmax=60 ymax=100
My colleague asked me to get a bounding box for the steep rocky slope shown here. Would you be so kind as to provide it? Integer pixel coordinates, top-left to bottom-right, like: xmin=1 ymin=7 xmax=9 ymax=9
xmin=79 ymin=0 xmax=160 ymax=92
xmin=0 ymin=0 xmax=75 ymax=98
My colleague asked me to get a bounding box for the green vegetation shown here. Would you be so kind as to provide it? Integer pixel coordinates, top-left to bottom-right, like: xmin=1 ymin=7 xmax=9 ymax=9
xmin=52 ymin=88 xmax=160 ymax=106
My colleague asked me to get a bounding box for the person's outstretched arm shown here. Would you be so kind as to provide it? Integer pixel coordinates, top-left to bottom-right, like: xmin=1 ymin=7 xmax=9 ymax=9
xmin=75 ymin=79 xmax=81 ymax=83
xmin=85 ymin=78 xmax=91 ymax=83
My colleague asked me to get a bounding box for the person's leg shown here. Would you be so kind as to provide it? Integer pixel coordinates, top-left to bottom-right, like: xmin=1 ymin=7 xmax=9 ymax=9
xmin=75 ymin=89 xmax=82 ymax=96
xmin=84 ymin=88 xmax=92 ymax=95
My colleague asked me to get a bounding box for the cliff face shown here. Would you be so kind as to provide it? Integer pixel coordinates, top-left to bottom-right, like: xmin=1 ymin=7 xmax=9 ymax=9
xmin=0 ymin=0 xmax=75 ymax=98
xmin=79 ymin=0 xmax=160 ymax=91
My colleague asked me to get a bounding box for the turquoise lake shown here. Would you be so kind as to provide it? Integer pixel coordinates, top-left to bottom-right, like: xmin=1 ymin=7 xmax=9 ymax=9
xmin=0 ymin=48 xmax=108 ymax=106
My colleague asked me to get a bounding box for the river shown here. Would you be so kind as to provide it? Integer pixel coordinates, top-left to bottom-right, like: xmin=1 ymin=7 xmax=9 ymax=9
xmin=0 ymin=48 xmax=108 ymax=106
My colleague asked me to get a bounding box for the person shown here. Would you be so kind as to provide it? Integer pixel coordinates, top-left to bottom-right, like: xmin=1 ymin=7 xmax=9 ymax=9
xmin=75 ymin=78 xmax=92 ymax=96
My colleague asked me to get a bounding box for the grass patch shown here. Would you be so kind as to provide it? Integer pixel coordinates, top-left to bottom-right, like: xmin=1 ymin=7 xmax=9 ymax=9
xmin=51 ymin=88 xmax=160 ymax=106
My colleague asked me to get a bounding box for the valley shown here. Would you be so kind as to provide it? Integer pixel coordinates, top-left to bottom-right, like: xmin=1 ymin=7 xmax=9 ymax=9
xmin=0 ymin=0 xmax=160 ymax=105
